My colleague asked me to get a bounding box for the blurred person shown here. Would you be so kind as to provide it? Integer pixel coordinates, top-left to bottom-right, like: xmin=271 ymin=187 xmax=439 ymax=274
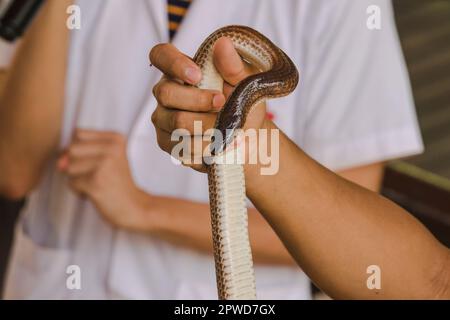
xmin=0 ymin=0 xmax=422 ymax=299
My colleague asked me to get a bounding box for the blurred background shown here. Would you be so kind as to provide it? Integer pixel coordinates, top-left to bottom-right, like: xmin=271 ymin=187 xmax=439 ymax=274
xmin=383 ymin=0 xmax=450 ymax=247
xmin=0 ymin=0 xmax=450 ymax=297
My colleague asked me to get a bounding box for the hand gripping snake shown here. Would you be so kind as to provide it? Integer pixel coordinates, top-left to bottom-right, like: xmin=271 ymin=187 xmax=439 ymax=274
xmin=192 ymin=26 xmax=299 ymax=300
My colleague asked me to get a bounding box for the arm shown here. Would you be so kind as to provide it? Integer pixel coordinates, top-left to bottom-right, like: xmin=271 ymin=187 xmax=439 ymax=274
xmin=141 ymin=164 xmax=384 ymax=265
xmin=149 ymin=42 xmax=450 ymax=299
xmin=0 ymin=0 xmax=72 ymax=199
xmin=338 ymin=163 xmax=385 ymax=193
xmin=245 ymin=121 xmax=450 ymax=299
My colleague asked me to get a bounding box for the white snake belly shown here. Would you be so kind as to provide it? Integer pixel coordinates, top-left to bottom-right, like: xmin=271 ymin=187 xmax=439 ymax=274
xmin=193 ymin=25 xmax=299 ymax=300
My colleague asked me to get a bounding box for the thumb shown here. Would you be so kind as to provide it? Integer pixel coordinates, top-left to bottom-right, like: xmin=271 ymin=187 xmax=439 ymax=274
xmin=213 ymin=37 xmax=251 ymax=86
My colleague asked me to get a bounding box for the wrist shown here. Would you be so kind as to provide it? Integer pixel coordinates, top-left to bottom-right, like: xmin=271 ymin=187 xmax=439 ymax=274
xmin=125 ymin=188 xmax=159 ymax=233
xmin=243 ymin=119 xmax=275 ymax=189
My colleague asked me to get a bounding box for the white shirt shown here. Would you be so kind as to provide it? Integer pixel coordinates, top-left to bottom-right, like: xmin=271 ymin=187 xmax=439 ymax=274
xmin=3 ymin=0 xmax=423 ymax=299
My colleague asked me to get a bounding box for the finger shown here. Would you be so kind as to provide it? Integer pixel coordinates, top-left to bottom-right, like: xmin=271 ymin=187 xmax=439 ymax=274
xmin=66 ymin=156 xmax=101 ymax=177
xmin=153 ymin=78 xmax=225 ymax=112
xmin=155 ymin=127 xmax=210 ymax=163
xmin=213 ymin=37 xmax=250 ymax=86
xmin=67 ymin=140 xmax=111 ymax=160
xmin=152 ymin=106 xmax=217 ymax=134
xmin=150 ymin=43 xmax=202 ymax=85
xmin=74 ymin=129 xmax=125 ymax=143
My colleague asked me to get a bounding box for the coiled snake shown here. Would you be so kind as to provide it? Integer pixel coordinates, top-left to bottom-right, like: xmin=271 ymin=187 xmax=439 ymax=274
xmin=193 ymin=26 xmax=299 ymax=300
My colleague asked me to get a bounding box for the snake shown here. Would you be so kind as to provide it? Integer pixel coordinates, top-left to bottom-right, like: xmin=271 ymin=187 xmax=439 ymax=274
xmin=192 ymin=25 xmax=299 ymax=300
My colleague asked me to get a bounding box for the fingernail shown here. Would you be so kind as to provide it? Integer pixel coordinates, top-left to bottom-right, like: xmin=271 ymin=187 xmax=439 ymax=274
xmin=213 ymin=94 xmax=225 ymax=110
xmin=185 ymin=67 xmax=201 ymax=84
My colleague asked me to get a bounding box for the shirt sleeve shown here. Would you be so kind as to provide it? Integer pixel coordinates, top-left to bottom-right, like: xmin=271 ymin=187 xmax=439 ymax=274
xmin=296 ymin=0 xmax=424 ymax=171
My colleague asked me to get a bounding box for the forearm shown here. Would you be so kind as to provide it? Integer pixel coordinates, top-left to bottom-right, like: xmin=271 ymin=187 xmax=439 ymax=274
xmin=138 ymin=193 xmax=295 ymax=265
xmin=0 ymin=0 xmax=72 ymax=198
xmin=245 ymin=121 xmax=450 ymax=299
xmin=338 ymin=163 xmax=385 ymax=193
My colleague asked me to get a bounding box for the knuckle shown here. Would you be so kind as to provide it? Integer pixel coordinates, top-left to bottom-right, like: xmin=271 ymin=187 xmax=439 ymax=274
xmin=156 ymin=82 xmax=171 ymax=105
xmin=151 ymin=110 xmax=158 ymax=126
xmin=152 ymin=82 xmax=159 ymax=99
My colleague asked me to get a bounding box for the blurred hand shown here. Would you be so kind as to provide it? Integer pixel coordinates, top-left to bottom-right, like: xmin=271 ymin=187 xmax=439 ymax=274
xmin=58 ymin=129 xmax=151 ymax=231
xmin=150 ymin=37 xmax=267 ymax=171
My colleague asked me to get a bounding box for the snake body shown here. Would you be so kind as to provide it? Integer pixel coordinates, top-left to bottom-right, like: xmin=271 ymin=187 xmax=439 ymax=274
xmin=193 ymin=25 xmax=299 ymax=300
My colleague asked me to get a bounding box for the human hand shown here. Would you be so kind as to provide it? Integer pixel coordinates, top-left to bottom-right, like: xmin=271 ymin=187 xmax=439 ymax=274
xmin=150 ymin=37 xmax=268 ymax=171
xmin=58 ymin=130 xmax=152 ymax=231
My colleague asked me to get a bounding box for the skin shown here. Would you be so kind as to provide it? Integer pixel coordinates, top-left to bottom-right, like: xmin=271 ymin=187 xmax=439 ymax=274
xmin=0 ymin=0 xmax=72 ymax=199
xmin=150 ymin=41 xmax=450 ymax=299
xmin=0 ymin=2 xmax=382 ymax=266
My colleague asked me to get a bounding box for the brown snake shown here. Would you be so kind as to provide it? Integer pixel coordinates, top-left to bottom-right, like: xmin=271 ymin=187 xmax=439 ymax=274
xmin=193 ymin=25 xmax=299 ymax=300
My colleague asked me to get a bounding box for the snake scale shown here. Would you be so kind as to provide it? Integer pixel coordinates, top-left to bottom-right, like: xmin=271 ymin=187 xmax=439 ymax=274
xmin=192 ymin=25 xmax=299 ymax=300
